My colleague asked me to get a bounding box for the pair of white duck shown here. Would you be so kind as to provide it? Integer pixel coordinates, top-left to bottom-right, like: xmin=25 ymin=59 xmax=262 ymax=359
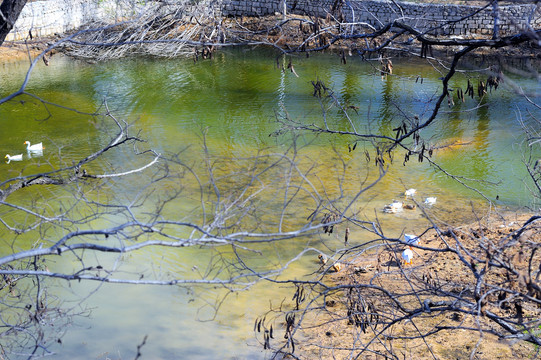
xmin=5 ymin=141 xmax=44 ymax=163
xmin=405 ymin=188 xmax=437 ymax=205
xmin=383 ymin=189 xmax=437 ymax=213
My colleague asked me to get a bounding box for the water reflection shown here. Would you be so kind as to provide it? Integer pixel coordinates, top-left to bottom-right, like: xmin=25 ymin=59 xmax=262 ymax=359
xmin=471 ymin=99 xmax=492 ymax=178
xmin=27 ymin=148 xmax=44 ymax=158
xmin=0 ymin=49 xmax=540 ymax=359
xmin=378 ymin=71 xmax=397 ymax=136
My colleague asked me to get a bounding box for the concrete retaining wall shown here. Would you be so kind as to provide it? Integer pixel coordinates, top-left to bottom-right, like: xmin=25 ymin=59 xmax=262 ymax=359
xmin=6 ymin=0 xmax=541 ymax=41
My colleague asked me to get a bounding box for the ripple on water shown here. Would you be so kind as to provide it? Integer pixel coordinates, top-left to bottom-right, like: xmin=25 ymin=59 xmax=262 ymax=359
xmin=0 ymin=50 xmax=539 ymax=359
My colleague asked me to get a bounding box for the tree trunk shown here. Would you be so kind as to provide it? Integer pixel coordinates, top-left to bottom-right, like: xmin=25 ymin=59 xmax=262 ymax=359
xmin=0 ymin=0 xmax=28 ymax=45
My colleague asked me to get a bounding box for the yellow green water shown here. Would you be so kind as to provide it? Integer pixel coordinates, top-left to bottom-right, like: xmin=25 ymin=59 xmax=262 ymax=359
xmin=0 ymin=48 xmax=539 ymax=358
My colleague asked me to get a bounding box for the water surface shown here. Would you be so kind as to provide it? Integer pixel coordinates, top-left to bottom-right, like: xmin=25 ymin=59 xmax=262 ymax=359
xmin=0 ymin=48 xmax=540 ymax=359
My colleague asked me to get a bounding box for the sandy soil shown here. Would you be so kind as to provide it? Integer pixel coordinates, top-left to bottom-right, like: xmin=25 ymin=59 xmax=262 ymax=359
xmin=0 ymin=40 xmax=50 ymax=63
xmin=300 ymin=213 xmax=541 ymax=359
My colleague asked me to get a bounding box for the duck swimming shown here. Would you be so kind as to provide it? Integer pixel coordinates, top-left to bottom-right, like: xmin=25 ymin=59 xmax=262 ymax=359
xmin=383 ymin=200 xmax=403 ymax=213
xmin=404 ymin=188 xmax=416 ymax=198
xmin=5 ymin=154 xmax=23 ymax=163
xmin=24 ymin=141 xmax=43 ymax=152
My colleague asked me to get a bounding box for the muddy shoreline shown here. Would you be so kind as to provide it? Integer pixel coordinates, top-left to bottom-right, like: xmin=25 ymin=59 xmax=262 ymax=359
xmin=300 ymin=213 xmax=540 ymax=359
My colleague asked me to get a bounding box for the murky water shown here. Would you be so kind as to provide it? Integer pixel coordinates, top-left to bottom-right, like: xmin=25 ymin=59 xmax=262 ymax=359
xmin=0 ymin=48 xmax=539 ymax=359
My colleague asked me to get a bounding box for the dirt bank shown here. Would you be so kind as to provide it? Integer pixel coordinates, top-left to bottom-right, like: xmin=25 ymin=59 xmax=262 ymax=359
xmin=301 ymin=213 xmax=541 ymax=359
xmin=0 ymin=38 xmax=56 ymax=63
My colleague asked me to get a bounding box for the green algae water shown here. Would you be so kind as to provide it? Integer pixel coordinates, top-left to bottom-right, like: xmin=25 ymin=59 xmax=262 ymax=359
xmin=0 ymin=48 xmax=540 ymax=359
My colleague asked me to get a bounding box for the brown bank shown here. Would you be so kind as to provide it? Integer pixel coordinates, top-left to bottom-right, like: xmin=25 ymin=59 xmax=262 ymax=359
xmin=302 ymin=213 xmax=541 ymax=359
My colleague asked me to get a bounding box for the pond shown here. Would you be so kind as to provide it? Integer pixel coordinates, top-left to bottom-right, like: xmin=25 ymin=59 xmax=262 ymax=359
xmin=0 ymin=48 xmax=540 ymax=359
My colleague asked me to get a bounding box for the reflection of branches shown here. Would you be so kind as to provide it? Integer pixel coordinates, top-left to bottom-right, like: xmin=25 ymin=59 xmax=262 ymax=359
xmin=0 ymin=98 xmax=386 ymax=357
xmin=0 ymin=263 xmax=89 ymax=359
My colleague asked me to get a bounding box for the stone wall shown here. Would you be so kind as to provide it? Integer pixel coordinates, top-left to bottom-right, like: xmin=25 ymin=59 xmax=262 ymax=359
xmin=6 ymin=0 xmax=541 ymax=42
xmin=338 ymin=0 xmax=541 ymax=36
xmin=5 ymin=0 xmax=98 ymax=41
xmin=221 ymin=0 xmax=541 ymax=37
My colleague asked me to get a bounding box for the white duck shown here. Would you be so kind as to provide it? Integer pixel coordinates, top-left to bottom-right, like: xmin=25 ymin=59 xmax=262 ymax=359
xmin=24 ymin=141 xmax=43 ymax=152
xmin=5 ymin=154 xmax=23 ymax=163
xmin=404 ymin=233 xmax=420 ymax=246
xmin=402 ymin=247 xmax=413 ymax=266
xmin=424 ymin=197 xmax=437 ymax=205
xmin=383 ymin=200 xmax=403 ymax=213
xmin=404 ymin=188 xmax=416 ymax=198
